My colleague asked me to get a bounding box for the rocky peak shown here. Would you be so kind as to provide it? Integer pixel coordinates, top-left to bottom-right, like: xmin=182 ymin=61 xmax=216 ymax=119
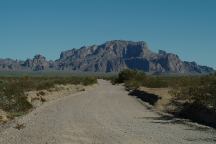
xmin=55 ymin=40 xmax=214 ymax=74
xmin=23 ymin=54 xmax=50 ymax=71
xmin=105 ymin=40 xmax=147 ymax=45
xmin=158 ymin=50 xmax=167 ymax=55
xmin=33 ymin=54 xmax=46 ymax=60
xmin=60 ymin=49 xmax=76 ymax=59
xmin=0 ymin=40 xmax=214 ymax=74
xmin=102 ymin=40 xmax=148 ymax=50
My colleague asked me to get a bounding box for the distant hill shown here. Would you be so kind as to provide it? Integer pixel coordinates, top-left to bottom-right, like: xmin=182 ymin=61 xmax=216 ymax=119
xmin=0 ymin=40 xmax=214 ymax=74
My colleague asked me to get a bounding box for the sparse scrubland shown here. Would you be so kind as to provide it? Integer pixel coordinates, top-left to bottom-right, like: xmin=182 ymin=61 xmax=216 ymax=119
xmin=113 ymin=69 xmax=169 ymax=89
xmin=1 ymin=70 xmax=216 ymax=128
xmin=114 ymin=69 xmax=216 ymax=128
xmin=0 ymin=76 xmax=97 ymax=120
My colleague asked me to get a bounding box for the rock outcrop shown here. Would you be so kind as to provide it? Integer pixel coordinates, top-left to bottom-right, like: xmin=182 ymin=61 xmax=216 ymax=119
xmin=22 ymin=55 xmax=53 ymax=71
xmin=0 ymin=40 xmax=214 ymax=74
xmin=55 ymin=40 xmax=214 ymax=74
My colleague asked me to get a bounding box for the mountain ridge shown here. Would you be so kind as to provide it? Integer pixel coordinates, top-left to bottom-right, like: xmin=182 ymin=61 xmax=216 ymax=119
xmin=0 ymin=40 xmax=214 ymax=74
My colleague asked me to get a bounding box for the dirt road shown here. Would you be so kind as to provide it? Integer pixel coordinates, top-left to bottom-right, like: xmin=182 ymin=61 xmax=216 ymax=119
xmin=0 ymin=80 xmax=215 ymax=144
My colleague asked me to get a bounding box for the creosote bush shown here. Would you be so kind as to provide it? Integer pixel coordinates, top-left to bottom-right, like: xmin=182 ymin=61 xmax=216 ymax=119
xmin=0 ymin=76 xmax=97 ymax=114
xmin=170 ymin=74 xmax=216 ymax=109
xmin=113 ymin=69 xmax=216 ymax=127
xmin=115 ymin=69 xmax=216 ymax=110
xmin=0 ymin=81 xmax=32 ymax=113
xmin=114 ymin=69 xmax=168 ymax=90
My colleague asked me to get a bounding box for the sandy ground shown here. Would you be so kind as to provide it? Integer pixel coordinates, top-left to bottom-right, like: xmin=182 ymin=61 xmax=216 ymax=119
xmin=0 ymin=84 xmax=88 ymax=124
xmin=139 ymin=87 xmax=172 ymax=111
xmin=0 ymin=80 xmax=215 ymax=144
xmin=27 ymin=84 xmax=86 ymax=108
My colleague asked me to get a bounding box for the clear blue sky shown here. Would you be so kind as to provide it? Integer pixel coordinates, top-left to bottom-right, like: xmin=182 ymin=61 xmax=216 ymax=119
xmin=0 ymin=0 xmax=215 ymax=68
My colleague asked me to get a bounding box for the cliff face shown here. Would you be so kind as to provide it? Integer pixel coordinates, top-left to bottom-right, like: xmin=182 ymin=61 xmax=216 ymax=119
xmin=0 ymin=40 xmax=214 ymax=74
xmin=55 ymin=40 xmax=214 ymax=74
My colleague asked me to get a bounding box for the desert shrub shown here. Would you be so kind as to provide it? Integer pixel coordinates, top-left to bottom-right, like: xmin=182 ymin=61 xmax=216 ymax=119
xmin=117 ymin=69 xmax=141 ymax=83
xmin=116 ymin=70 xmax=216 ymax=107
xmin=109 ymin=76 xmax=118 ymax=85
xmin=170 ymin=74 xmax=216 ymax=110
xmin=144 ymin=77 xmax=168 ymax=88
xmin=100 ymin=76 xmax=117 ymax=85
xmin=114 ymin=69 xmax=216 ymax=127
xmin=0 ymin=81 xmax=32 ymax=112
xmin=117 ymin=69 xmax=145 ymax=82
xmin=124 ymin=80 xmax=142 ymax=90
xmin=169 ymin=75 xmax=216 ymax=128
xmin=0 ymin=76 xmax=97 ymax=115
xmin=114 ymin=69 xmax=146 ymax=90
xmin=81 ymin=77 xmax=97 ymax=86
xmin=36 ymin=80 xmax=55 ymax=90
xmin=114 ymin=69 xmax=168 ymax=89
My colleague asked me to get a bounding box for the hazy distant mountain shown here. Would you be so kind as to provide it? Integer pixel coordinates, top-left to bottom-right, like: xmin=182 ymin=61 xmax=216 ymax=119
xmin=0 ymin=40 xmax=214 ymax=74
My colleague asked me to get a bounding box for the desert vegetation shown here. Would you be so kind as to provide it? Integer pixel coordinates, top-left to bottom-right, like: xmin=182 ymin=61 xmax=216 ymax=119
xmin=114 ymin=69 xmax=216 ymax=127
xmin=0 ymin=76 xmax=97 ymax=117
xmin=113 ymin=69 xmax=168 ymax=89
xmin=169 ymin=74 xmax=216 ymax=127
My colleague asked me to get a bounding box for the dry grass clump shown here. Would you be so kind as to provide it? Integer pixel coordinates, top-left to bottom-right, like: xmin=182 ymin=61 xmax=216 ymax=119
xmin=14 ymin=123 xmax=25 ymax=130
xmin=0 ymin=76 xmax=97 ymax=117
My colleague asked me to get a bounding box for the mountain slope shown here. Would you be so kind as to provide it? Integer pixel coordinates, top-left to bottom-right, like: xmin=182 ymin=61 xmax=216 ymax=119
xmin=0 ymin=40 xmax=214 ymax=74
xmin=55 ymin=40 xmax=214 ymax=74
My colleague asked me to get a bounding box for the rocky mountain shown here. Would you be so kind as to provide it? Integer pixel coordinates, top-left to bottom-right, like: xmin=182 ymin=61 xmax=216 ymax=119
xmin=0 ymin=55 xmax=54 ymax=72
xmin=0 ymin=40 xmax=214 ymax=74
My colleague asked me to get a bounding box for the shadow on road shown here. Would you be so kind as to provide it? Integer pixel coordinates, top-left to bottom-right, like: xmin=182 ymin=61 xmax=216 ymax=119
xmin=129 ymin=89 xmax=216 ymax=130
xmin=129 ymin=89 xmax=161 ymax=105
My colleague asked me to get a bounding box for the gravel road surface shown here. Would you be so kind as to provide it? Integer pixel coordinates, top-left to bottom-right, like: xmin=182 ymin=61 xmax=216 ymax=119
xmin=0 ymin=80 xmax=215 ymax=144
